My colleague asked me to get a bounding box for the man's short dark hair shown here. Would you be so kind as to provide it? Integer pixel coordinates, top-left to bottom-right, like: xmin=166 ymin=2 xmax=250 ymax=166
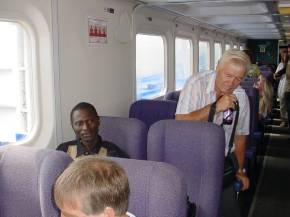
xmin=70 ymin=102 xmax=99 ymax=122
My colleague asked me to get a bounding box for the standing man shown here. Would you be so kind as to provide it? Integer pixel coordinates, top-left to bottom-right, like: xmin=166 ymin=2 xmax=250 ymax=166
xmin=176 ymin=49 xmax=251 ymax=217
xmin=283 ymin=44 xmax=290 ymax=129
xmin=57 ymin=102 xmax=129 ymax=159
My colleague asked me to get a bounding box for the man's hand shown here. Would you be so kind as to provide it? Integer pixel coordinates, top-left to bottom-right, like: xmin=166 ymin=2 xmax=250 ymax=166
xmin=236 ymin=171 xmax=250 ymax=191
xmin=216 ymin=94 xmax=237 ymax=113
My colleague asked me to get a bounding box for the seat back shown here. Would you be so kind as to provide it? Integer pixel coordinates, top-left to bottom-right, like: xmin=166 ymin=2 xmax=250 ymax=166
xmin=129 ymin=99 xmax=177 ymax=129
xmin=99 ymin=116 xmax=147 ymax=160
xmin=259 ymin=65 xmax=273 ymax=81
xmin=163 ymin=90 xmax=181 ymax=102
xmin=147 ymin=120 xmax=225 ymax=217
xmin=241 ymin=86 xmax=259 ymax=138
xmin=110 ymin=157 xmax=187 ymax=217
xmin=240 ymin=79 xmax=255 ymax=87
xmin=0 ymin=146 xmax=72 ymax=217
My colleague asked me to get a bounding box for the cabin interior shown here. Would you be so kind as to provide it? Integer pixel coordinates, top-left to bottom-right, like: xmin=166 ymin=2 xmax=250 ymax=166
xmin=0 ymin=0 xmax=290 ymax=217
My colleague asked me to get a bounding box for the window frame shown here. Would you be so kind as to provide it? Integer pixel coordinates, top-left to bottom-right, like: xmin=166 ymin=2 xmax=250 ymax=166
xmin=240 ymin=44 xmax=245 ymax=50
xmin=174 ymin=36 xmax=193 ymax=90
xmin=135 ymin=32 xmax=167 ymax=100
xmin=0 ymin=20 xmax=38 ymax=146
xmin=225 ymin=43 xmax=231 ymax=51
xmin=214 ymin=41 xmax=222 ymax=69
xmin=198 ymin=39 xmax=211 ymax=72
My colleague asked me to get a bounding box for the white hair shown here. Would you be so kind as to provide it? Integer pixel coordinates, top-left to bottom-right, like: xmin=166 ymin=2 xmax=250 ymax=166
xmin=218 ymin=49 xmax=251 ymax=73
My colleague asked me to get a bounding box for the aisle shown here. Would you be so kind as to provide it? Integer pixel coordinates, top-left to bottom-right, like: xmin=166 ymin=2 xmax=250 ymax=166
xmin=248 ymin=127 xmax=290 ymax=217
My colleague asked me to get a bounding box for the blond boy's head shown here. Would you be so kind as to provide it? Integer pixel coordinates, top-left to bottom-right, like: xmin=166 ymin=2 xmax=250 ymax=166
xmin=54 ymin=157 xmax=130 ymax=217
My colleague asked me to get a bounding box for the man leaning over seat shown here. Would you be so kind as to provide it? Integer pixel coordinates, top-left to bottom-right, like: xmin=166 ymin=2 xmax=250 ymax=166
xmin=176 ymin=49 xmax=251 ymax=217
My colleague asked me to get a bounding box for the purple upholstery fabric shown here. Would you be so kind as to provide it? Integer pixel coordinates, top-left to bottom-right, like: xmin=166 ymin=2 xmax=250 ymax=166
xmin=0 ymin=146 xmax=72 ymax=217
xmin=163 ymin=90 xmax=181 ymax=102
xmin=259 ymin=66 xmax=273 ymax=81
xmin=241 ymin=86 xmax=259 ymax=146
xmin=110 ymin=157 xmax=187 ymax=217
xmin=147 ymin=120 xmax=225 ymax=217
xmin=99 ymin=116 xmax=147 ymax=160
xmin=240 ymin=85 xmax=260 ymax=162
xmin=240 ymin=80 xmax=255 ymax=87
xmin=129 ymin=100 xmax=177 ymax=129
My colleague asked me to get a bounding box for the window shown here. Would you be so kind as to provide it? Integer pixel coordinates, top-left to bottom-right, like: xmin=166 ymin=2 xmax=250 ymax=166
xmin=240 ymin=45 xmax=244 ymax=50
xmin=0 ymin=21 xmax=33 ymax=145
xmin=225 ymin=43 xmax=231 ymax=51
xmin=136 ymin=34 xmax=165 ymax=99
xmin=214 ymin=42 xmax=222 ymax=68
xmin=175 ymin=37 xmax=192 ymax=90
xmin=233 ymin=44 xmax=238 ymax=49
xmin=199 ymin=40 xmax=210 ymax=72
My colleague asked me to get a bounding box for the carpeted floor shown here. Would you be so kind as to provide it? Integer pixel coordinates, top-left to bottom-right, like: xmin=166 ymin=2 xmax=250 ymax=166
xmin=248 ymin=129 xmax=290 ymax=217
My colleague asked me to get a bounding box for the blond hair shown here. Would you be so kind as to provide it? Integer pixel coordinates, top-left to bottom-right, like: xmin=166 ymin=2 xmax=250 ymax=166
xmin=259 ymin=74 xmax=273 ymax=117
xmin=218 ymin=49 xmax=251 ymax=73
xmin=54 ymin=157 xmax=130 ymax=216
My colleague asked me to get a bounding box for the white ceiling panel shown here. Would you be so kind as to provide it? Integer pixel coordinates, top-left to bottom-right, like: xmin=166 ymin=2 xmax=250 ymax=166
xmin=164 ymin=3 xmax=268 ymax=18
xmin=221 ymin=23 xmax=277 ymax=29
xmin=137 ymin=0 xmax=285 ymax=39
xmin=205 ymin=15 xmax=273 ymax=25
xmin=242 ymin=29 xmax=279 ymax=33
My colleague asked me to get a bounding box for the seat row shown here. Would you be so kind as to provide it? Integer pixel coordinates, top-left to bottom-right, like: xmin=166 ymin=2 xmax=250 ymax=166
xmin=0 ymin=146 xmax=186 ymax=217
xmin=0 ymin=117 xmax=226 ymax=217
xmin=100 ymin=115 xmax=225 ymax=217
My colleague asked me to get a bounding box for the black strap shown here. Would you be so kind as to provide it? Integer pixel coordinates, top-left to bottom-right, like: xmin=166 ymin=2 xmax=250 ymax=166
xmin=186 ymin=196 xmax=196 ymax=217
xmin=207 ymin=99 xmax=240 ymax=157
xmin=227 ymin=101 xmax=239 ymax=156
xmin=208 ymin=101 xmax=217 ymax=122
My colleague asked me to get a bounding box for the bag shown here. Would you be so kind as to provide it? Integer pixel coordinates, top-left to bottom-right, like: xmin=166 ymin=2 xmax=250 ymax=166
xmin=208 ymin=100 xmax=240 ymax=188
xmin=186 ymin=196 xmax=196 ymax=217
xmin=223 ymin=152 xmax=239 ymax=188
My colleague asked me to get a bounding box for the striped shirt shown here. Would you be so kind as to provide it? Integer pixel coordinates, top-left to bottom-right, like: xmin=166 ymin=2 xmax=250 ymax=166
xmin=127 ymin=212 xmax=136 ymax=217
xmin=176 ymin=70 xmax=250 ymax=155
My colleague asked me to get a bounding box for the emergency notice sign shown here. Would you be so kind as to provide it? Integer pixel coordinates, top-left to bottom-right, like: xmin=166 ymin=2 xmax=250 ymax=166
xmin=88 ymin=17 xmax=107 ymax=44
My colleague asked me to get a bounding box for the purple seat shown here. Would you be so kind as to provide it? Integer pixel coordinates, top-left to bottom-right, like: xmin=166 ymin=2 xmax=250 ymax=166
xmin=240 ymin=80 xmax=255 ymax=87
xmin=163 ymin=90 xmax=181 ymax=102
xmin=0 ymin=146 xmax=72 ymax=217
xmin=259 ymin=65 xmax=273 ymax=81
xmin=241 ymin=86 xmax=260 ymax=156
xmin=240 ymin=86 xmax=260 ymax=180
xmin=147 ymin=120 xmax=225 ymax=217
xmin=241 ymin=86 xmax=259 ymax=137
xmin=99 ymin=116 xmax=147 ymax=160
xmin=110 ymin=157 xmax=187 ymax=217
xmin=129 ymin=99 xmax=177 ymax=129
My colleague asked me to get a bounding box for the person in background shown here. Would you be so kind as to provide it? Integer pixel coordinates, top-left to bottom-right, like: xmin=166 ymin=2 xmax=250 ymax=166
xmin=54 ymin=156 xmax=136 ymax=217
xmin=57 ymin=102 xmax=129 ymax=159
xmin=274 ymin=49 xmax=288 ymax=126
xmin=283 ymin=45 xmax=290 ymax=130
xmin=253 ymin=74 xmax=273 ymax=119
xmin=176 ymin=49 xmax=251 ymax=217
xmin=243 ymin=49 xmax=261 ymax=78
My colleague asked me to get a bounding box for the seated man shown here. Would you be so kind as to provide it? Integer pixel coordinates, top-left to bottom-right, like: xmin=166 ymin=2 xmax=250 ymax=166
xmin=54 ymin=156 xmax=135 ymax=217
xmin=57 ymin=102 xmax=129 ymax=159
